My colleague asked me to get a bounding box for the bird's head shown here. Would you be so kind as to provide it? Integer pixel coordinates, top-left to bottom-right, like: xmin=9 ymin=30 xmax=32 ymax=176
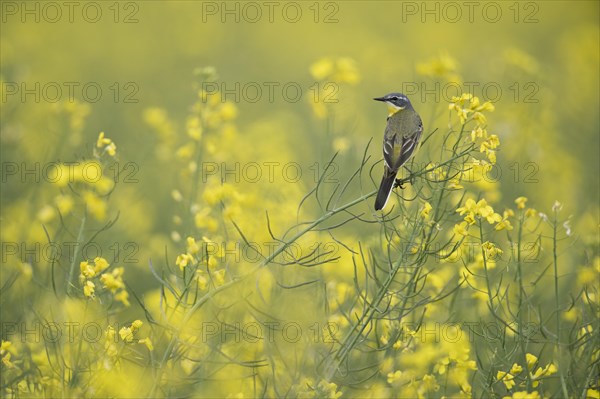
xmin=373 ymin=93 xmax=412 ymax=111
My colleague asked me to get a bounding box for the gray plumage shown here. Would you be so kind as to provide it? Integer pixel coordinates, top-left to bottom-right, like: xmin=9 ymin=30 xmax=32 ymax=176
xmin=374 ymin=93 xmax=423 ymax=211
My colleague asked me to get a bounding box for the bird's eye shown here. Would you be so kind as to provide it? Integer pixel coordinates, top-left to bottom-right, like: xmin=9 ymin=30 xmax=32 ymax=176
xmin=391 ymin=96 xmax=399 ymax=101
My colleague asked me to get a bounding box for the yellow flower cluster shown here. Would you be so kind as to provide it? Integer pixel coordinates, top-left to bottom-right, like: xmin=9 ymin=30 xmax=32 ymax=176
xmin=380 ymin=320 xmax=477 ymax=397
xmin=456 ymin=198 xmax=502 ymax=226
xmin=449 ymin=93 xmax=495 ymax=125
xmin=79 ymin=257 xmax=129 ymax=306
xmin=310 ymin=57 xmax=360 ymax=84
xmin=174 ymin=236 xmax=226 ymax=291
xmin=43 ymin=158 xmax=115 ymax=221
xmin=425 ymin=162 xmax=464 ymax=190
xmin=416 ymin=53 xmax=461 ymax=83
xmin=105 ymin=320 xmax=153 ymax=366
xmin=1 ymin=340 xmax=14 ymax=369
xmin=497 ymin=353 xmax=558 ymax=391
xmin=481 ymin=241 xmax=503 ymax=259
xmin=96 ymin=131 xmax=117 ymax=157
xmin=449 ymin=94 xmax=498 ymax=163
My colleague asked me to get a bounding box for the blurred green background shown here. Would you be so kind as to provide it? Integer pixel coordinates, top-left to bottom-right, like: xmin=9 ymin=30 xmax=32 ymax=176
xmin=2 ymin=0 xmax=598 ymax=215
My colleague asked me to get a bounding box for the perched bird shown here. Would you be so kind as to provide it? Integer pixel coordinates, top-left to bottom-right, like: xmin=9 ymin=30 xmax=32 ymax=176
xmin=373 ymin=93 xmax=423 ymax=211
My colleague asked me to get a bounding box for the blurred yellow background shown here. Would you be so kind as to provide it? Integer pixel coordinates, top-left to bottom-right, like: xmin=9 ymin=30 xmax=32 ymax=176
xmin=1 ymin=1 xmax=598 ymax=398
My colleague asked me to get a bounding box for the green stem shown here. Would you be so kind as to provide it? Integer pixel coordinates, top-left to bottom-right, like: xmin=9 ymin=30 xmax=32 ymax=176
xmin=67 ymin=213 xmax=86 ymax=296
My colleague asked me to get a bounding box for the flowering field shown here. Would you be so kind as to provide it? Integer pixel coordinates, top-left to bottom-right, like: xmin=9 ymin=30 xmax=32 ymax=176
xmin=1 ymin=2 xmax=598 ymax=398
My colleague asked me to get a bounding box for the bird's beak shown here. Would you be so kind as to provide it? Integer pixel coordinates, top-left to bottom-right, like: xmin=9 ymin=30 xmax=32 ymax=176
xmin=373 ymin=97 xmax=386 ymax=102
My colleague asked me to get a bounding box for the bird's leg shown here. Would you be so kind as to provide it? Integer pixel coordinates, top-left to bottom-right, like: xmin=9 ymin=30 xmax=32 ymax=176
xmin=394 ymin=178 xmax=406 ymax=189
xmin=394 ymin=166 xmax=415 ymax=189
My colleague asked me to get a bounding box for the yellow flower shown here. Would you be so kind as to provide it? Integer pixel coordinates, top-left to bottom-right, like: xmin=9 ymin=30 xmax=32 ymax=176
xmin=310 ymin=57 xmax=360 ymax=84
xmin=139 ymin=337 xmax=154 ymax=351
xmin=132 ymin=320 xmax=143 ymax=329
xmin=37 ymin=205 xmax=56 ymax=223
xmin=495 ymin=218 xmax=513 ymax=231
xmin=482 ymin=241 xmax=503 ymax=259
xmin=471 ymin=126 xmax=488 ymax=142
xmin=456 ymin=198 xmax=477 ymax=216
xmin=143 ymin=107 xmax=175 ymax=139
xmin=96 ymin=131 xmax=111 ymax=148
xmin=472 ymin=111 xmax=487 ymax=124
xmin=105 ymin=142 xmax=117 ymax=156
xmin=212 ymin=269 xmax=226 ymax=286
xmin=530 ymin=362 xmax=557 ymax=387
xmin=453 ymin=221 xmax=469 ymax=237
xmin=310 ymin=58 xmax=334 ymax=80
xmin=171 ymin=189 xmax=183 ymax=202
xmin=1 ymin=344 xmax=14 ymax=368
xmin=114 ymin=290 xmax=130 ymax=307
xmin=186 ymin=116 xmax=203 ymax=140
xmin=387 ymin=370 xmax=403 ymax=384
xmin=449 ymin=94 xmax=494 ymax=125
xmin=456 ymin=198 xmax=501 ymax=225
xmin=487 ymin=135 xmax=500 ymax=149
xmin=197 ymin=272 xmax=208 ymax=291
xmin=420 ymin=201 xmax=433 ymax=219
xmin=186 ymin=237 xmax=200 ymax=255
xmin=515 ymin=197 xmax=528 ymax=209
xmin=96 ymin=132 xmax=117 ymax=156
xmin=119 ymin=326 xmax=135 ymax=343
xmin=333 ymin=57 xmax=360 ymax=84
xmin=93 ymin=257 xmax=110 ymax=273
xmin=176 ymin=253 xmax=195 ymax=271
xmin=82 ymin=190 xmax=107 ymax=221
xmin=586 ymin=389 xmax=600 ymax=399
xmin=219 ymin=102 xmax=238 ymax=121
xmin=503 ymin=392 xmax=541 ymax=399
xmin=80 ymin=261 xmax=96 ymax=279
xmin=54 ymin=194 xmax=74 ymax=215
xmin=495 ymin=211 xmax=514 ymax=231
xmin=1 ymin=341 xmax=11 ymax=352
xmin=176 ymin=142 xmax=195 ymax=160
xmin=100 ymin=267 xmax=125 ymax=292
xmin=83 ymin=281 xmax=95 ymax=298
xmin=497 ymin=371 xmax=516 ymax=389
xmin=525 ymin=353 xmax=538 ymax=369
xmin=427 ymin=162 xmax=444 ymax=181
xmin=510 ymin=363 xmax=523 ymax=374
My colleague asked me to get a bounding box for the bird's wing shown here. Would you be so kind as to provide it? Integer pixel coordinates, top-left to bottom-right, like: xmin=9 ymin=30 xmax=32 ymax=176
xmin=382 ymin=133 xmax=397 ymax=170
xmin=393 ymin=116 xmax=423 ymax=170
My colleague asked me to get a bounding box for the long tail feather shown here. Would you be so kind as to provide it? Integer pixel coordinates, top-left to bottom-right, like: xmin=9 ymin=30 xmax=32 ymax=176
xmin=374 ymin=168 xmax=396 ymax=211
